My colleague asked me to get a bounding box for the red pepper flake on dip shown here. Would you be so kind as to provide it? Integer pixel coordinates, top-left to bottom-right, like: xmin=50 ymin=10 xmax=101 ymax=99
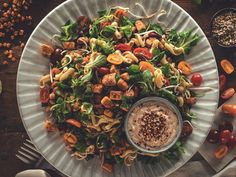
xmin=127 ymin=99 xmax=180 ymax=151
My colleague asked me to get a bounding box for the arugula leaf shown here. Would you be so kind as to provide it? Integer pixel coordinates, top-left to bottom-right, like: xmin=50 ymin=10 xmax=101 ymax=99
xmin=120 ymin=25 xmax=132 ymax=39
xmin=129 ymin=73 xmax=143 ymax=83
xmin=128 ymin=64 xmax=140 ymax=74
xmin=57 ymin=82 xmax=71 ymax=90
xmin=167 ymin=29 xmax=179 ymax=45
xmin=167 ymin=29 xmax=200 ymax=54
xmin=82 ymin=84 xmax=93 ymax=101
xmin=81 ymin=102 xmax=93 ymax=114
xmin=74 ymin=142 xmax=87 ymax=153
xmin=73 ymin=69 xmax=93 ymax=87
xmin=101 ymin=42 xmax=115 ymax=55
xmin=93 ymin=40 xmax=115 ymax=55
xmin=157 ymin=89 xmax=178 ymax=104
xmin=142 ymin=70 xmax=154 ymax=91
xmin=149 ymin=23 xmax=164 ymax=36
xmin=59 ymin=20 xmax=78 ymax=42
xmin=151 ymin=48 xmax=161 ymax=56
xmin=182 ymin=34 xmax=199 ymax=54
xmin=89 ymin=20 xmax=100 ymax=38
xmin=85 ymin=55 xmax=107 ymax=69
xmin=170 ymin=77 xmax=178 ymax=85
xmin=120 ymin=97 xmax=132 ymax=111
xmin=151 ymin=51 xmax=165 ymax=63
xmin=101 ymin=25 xmax=116 ymax=38
xmin=97 ymin=9 xmax=108 ymax=17
xmin=184 ymin=112 xmax=197 ymax=121
xmin=163 ymin=141 xmax=184 ymax=160
xmin=96 ymin=134 xmax=109 ymax=149
xmin=161 ymin=63 xmax=171 ymax=77
xmin=121 ymin=16 xmax=134 ymax=26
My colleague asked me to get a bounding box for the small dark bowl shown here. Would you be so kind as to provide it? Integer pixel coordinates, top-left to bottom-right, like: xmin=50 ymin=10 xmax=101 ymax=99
xmin=210 ymin=8 xmax=236 ymax=48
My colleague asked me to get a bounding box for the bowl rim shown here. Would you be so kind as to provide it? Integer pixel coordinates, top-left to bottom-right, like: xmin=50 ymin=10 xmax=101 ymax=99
xmin=124 ymin=96 xmax=183 ymax=154
xmin=210 ymin=7 xmax=236 ymax=48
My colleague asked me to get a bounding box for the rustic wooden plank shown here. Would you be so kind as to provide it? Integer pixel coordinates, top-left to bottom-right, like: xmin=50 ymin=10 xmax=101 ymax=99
xmin=0 ymin=133 xmax=33 ymax=177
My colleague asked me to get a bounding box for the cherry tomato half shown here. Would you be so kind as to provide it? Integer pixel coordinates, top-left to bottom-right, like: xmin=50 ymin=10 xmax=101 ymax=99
xmin=221 ymin=88 xmax=235 ymax=100
xmin=133 ymin=47 xmax=153 ymax=60
xmin=219 ymin=75 xmax=227 ymax=91
xmin=222 ymin=104 xmax=236 ymax=116
xmin=181 ymin=121 xmax=193 ymax=137
xmin=219 ymin=120 xmax=233 ymax=132
xmin=178 ymin=61 xmax=192 ymax=76
xmin=100 ymin=21 xmax=111 ymax=29
xmin=165 ymin=78 xmax=170 ymax=86
xmin=214 ymin=145 xmax=228 ymax=159
xmin=191 ymin=73 xmax=203 ymax=86
xmin=228 ymin=135 xmax=236 ymax=148
xmin=220 ymin=130 xmax=231 ymax=144
xmin=115 ymin=44 xmax=131 ymax=52
xmin=207 ymin=129 xmax=219 ymax=144
xmin=40 ymin=86 xmax=49 ymax=103
xmin=114 ymin=9 xmax=127 ymax=18
xmin=221 ymin=59 xmax=234 ymax=74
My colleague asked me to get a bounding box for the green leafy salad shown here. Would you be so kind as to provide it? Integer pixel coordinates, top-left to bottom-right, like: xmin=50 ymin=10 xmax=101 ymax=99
xmin=39 ymin=6 xmax=200 ymax=172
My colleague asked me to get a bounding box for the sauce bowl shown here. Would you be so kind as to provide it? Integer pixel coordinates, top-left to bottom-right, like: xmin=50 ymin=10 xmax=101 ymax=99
xmin=124 ymin=97 xmax=183 ymax=154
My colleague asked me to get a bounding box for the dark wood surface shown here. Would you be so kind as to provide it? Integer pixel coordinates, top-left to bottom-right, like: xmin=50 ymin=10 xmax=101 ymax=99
xmin=1 ymin=0 xmax=236 ymax=177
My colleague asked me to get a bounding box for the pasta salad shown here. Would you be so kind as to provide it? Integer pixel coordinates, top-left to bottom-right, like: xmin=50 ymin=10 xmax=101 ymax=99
xmin=39 ymin=7 xmax=201 ymax=172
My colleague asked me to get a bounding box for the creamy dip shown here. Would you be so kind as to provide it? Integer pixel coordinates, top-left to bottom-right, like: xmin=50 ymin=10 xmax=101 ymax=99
xmin=127 ymin=101 xmax=178 ymax=151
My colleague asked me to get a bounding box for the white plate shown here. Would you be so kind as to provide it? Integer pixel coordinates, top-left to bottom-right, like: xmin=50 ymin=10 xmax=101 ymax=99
xmin=17 ymin=0 xmax=219 ymax=176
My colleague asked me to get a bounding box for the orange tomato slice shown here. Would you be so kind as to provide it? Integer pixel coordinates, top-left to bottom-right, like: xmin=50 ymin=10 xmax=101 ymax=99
xmin=178 ymin=61 xmax=192 ymax=75
xmin=222 ymin=104 xmax=236 ymax=116
xmin=221 ymin=59 xmax=234 ymax=74
xmin=214 ymin=145 xmax=228 ymax=159
xmin=107 ymin=53 xmax=123 ymax=65
xmin=63 ymin=133 xmax=78 ymax=146
xmin=66 ymin=119 xmax=82 ymax=128
xmin=139 ymin=61 xmax=155 ymax=74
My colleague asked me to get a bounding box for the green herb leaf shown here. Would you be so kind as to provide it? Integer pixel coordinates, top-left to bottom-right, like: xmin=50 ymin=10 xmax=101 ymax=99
xmin=167 ymin=29 xmax=200 ymax=54
xmin=151 ymin=51 xmax=165 ymax=63
xmin=142 ymin=70 xmax=154 ymax=91
xmin=157 ymin=89 xmax=177 ymax=104
xmin=129 ymin=73 xmax=143 ymax=83
xmin=89 ymin=20 xmax=100 ymax=38
xmin=74 ymin=142 xmax=87 ymax=153
xmin=57 ymin=82 xmax=71 ymax=90
xmin=81 ymin=102 xmax=93 ymax=114
xmin=85 ymin=55 xmax=107 ymax=69
xmin=149 ymin=23 xmax=164 ymax=36
xmin=97 ymin=9 xmax=108 ymax=17
xmin=120 ymin=25 xmax=132 ymax=39
xmin=121 ymin=16 xmax=134 ymax=26
xmin=128 ymin=64 xmax=140 ymax=74
xmin=96 ymin=134 xmax=109 ymax=149
xmin=161 ymin=63 xmax=171 ymax=77
xmin=59 ymin=20 xmax=78 ymax=42
xmin=101 ymin=25 xmax=116 ymax=37
xmin=151 ymin=48 xmax=160 ymax=56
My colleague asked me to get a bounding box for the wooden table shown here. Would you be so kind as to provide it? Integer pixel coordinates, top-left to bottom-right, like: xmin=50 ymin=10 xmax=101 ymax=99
xmin=1 ymin=0 xmax=236 ymax=177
